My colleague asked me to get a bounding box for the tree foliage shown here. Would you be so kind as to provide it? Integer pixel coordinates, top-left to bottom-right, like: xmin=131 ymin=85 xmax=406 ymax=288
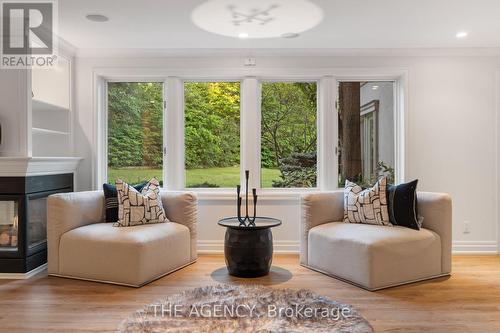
xmin=107 ymin=81 xmax=319 ymax=188
xmin=261 ymin=82 xmax=317 ymax=169
xmin=272 ymin=152 xmax=317 ymax=187
xmin=184 ymin=82 xmax=240 ymax=169
xmin=108 ymin=82 xmax=163 ymax=168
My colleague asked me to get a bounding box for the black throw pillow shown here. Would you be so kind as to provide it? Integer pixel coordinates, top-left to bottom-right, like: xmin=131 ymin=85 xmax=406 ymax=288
xmin=387 ymin=179 xmax=422 ymax=230
xmin=103 ymin=182 xmax=146 ymax=222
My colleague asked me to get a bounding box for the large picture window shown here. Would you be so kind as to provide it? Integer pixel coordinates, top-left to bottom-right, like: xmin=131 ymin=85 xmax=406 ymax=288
xmin=107 ymin=82 xmax=164 ymax=185
xmin=261 ymin=82 xmax=318 ymax=188
xmin=184 ymin=82 xmax=241 ymax=188
xmin=337 ymin=81 xmax=395 ymax=187
xmin=100 ymin=73 xmax=402 ymax=193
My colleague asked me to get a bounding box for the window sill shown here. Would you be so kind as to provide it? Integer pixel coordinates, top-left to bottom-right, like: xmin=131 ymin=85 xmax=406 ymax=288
xmin=187 ymin=188 xmax=323 ymax=201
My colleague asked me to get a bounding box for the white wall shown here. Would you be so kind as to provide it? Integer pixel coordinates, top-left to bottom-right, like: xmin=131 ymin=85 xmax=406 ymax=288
xmin=0 ymin=69 xmax=29 ymax=156
xmin=74 ymin=54 xmax=500 ymax=254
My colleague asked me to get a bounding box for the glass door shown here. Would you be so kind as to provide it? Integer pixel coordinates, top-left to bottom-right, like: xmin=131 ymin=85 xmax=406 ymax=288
xmin=0 ymin=199 xmax=19 ymax=252
xmin=26 ymin=189 xmax=71 ymax=256
xmin=26 ymin=195 xmax=47 ymax=252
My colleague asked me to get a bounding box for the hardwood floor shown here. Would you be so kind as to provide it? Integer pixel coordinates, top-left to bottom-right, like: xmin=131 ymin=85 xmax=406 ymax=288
xmin=0 ymin=254 xmax=499 ymax=332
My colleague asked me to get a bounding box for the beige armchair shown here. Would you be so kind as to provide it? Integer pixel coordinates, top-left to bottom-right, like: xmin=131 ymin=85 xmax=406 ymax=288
xmin=301 ymin=191 xmax=452 ymax=291
xmin=47 ymin=190 xmax=197 ymax=287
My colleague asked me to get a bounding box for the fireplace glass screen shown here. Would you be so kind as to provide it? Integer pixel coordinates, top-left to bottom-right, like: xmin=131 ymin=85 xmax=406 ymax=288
xmin=0 ymin=201 xmax=19 ymax=250
xmin=28 ymin=197 xmax=47 ymax=249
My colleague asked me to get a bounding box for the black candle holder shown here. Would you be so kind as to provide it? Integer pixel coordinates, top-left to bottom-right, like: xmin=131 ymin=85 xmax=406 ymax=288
xmin=236 ymin=170 xmax=257 ymax=227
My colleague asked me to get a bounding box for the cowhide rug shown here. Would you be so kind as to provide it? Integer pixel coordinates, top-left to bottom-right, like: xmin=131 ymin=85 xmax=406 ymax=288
xmin=118 ymin=284 xmax=374 ymax=333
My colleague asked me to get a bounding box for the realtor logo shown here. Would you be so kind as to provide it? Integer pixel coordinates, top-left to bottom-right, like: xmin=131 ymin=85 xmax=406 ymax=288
xmin=1 ymin=0 xmax=57 ymax=68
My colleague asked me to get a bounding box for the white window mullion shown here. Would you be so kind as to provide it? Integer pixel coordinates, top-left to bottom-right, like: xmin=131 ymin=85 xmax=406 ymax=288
xmin=240 ymin=77 xmax=261 ymax=190
xmin=96 ymin=77 xmax=107 ymax=189
xmin=394 ymin=77 xmax=406 ymax=184
xmin=318 ymin=76 xmax=338 ymax=190
xmin=165 ymin=77 xmax=185 ymax=190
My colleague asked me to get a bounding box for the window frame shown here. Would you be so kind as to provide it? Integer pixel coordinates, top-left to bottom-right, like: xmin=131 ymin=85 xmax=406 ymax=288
xmin=335 ymin=77 xmax=405 ymax=185
xmin=94 ymin=68 xmax=407 ymax=196
xmin=99 ymin=78 xmax=166 ymax=187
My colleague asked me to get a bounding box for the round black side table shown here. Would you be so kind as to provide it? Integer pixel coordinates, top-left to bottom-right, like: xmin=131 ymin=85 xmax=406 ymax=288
xmin=218 ymin=217 xmax=281 ymax=278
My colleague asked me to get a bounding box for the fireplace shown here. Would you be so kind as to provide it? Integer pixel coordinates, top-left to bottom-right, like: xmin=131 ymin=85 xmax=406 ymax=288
xmin=0 ymin=174 xmax=73 ymax=274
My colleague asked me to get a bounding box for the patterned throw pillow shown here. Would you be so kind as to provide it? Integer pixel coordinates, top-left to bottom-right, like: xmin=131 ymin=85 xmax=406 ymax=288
xmin=343 ymin=177 xmax=391 ymax=226
xmin=115 ymin=178 xmax=168 ymax=227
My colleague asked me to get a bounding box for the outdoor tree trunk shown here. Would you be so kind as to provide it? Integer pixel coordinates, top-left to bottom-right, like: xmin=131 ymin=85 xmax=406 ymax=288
xmin=339 ymin=82 xmax=362 ymax=181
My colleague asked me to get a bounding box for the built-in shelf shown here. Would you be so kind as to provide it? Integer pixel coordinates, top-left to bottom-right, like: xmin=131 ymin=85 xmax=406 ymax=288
xmin=32 ymin=127 xmax=70 ymax=136
xmin=32 ymin=99 xmax=69 ymax=113
xmin=30 ymin=56 xmax=72 ymax=158
xmin=0 ymin=49 xmax=74 ymax=161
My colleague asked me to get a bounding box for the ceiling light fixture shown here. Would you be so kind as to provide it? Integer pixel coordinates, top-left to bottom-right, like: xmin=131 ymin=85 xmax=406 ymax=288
xmin=191 ymin=0 xmax=323 ymax=39
xmin=372 ymin=85 xmax=379 ymax=90
xmin=86 ymin=14 xmax=109 ymax=22
xmin=456 ymin=31 xmax=468 ymax=39
xmin=238 ymin=32 xmax=249 ymax=39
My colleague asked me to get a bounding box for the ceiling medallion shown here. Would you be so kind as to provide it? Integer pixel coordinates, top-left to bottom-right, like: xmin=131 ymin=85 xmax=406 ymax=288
xmin=191 ymin=0 xmax=323 ymax=39
xmin=228 ymin=4 xmax=280 ymax=26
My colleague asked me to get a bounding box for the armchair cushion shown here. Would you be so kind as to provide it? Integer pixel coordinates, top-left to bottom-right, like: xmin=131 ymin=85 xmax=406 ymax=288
xmin=308 ymin=222 xmax=442 ymax=290
xmin=58 ymin=222 xmax=190 ymax=287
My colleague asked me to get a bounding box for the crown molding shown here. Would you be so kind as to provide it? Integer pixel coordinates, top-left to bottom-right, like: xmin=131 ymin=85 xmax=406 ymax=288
xmin=76 ymin=47 xmax=500 ymax=59
xmin=57 ymin=36 xmax=78 ymax=58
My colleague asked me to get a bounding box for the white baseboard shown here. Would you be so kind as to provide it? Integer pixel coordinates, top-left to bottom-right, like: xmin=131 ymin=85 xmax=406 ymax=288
xmin=197 ymin=240 xmax=224 ymax=254
xmin=452 ymin=241 xmax=498 ymax=254
xmin=200 ymin=240 xmax=499 ymax=255
xmin=0 ymin=263 xmax=47 ymax=279
xmin=198 ymin=240 xmax=300 ymax=254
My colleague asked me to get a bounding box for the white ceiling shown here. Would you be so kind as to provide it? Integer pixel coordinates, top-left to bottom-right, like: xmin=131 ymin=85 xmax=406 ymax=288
xmin=59 ymin=0 xmax=500 ymax=53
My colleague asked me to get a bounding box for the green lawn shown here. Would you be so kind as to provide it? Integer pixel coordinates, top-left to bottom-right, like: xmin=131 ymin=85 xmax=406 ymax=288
xmin=108 ymin=168 xmax=163 ymax=185
xmin=107 ymin=167 xmax=281 ymax=188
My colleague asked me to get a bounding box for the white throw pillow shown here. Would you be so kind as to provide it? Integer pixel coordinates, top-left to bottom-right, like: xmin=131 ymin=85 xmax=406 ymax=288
xmin=343 ymin=177 xmax=391 ymax=226
xmin=115 ymin=178 xmax=168 ymax=227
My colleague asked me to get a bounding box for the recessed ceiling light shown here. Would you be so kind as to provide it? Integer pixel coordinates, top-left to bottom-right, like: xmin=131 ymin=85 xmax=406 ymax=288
xmin=456 ymin=31 xmax=468 ymax=39
xmin=86 ymin=14 xmax=109 ymax=22
xmin=238 ymin=32 xmax=249 ymax=39
xmin=281 ymin=32 xmax=300 ymax=39
xmin=372 ymin=85 xmax=379 ymax=90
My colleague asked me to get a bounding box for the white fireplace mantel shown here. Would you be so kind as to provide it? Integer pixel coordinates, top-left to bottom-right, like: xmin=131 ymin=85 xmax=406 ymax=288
xmin=0 ymin=157 xmax=82 ymax=177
